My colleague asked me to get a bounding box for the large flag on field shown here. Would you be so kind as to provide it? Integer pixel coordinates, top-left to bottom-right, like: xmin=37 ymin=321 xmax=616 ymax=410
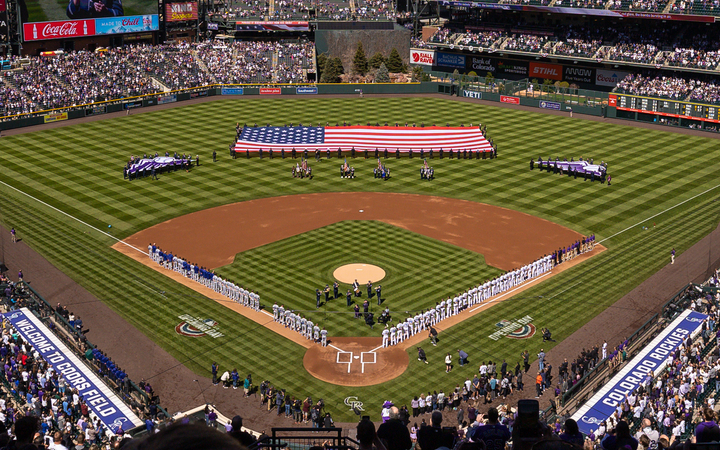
xmin=234 ymin=125 xmax=494 ymax=152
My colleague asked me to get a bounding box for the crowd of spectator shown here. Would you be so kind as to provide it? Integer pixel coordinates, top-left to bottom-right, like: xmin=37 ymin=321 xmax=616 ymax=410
xmin=666 ymin=48 xmax=720 ymax=70
xmin=552 ymin=38 xmax=603 ymax=58
xmin=457 ymin=31 xmax=504 ymax=49
xmin=0 ymin=40 xmax=314 ymax=117
xmin=614 ymin=74 xmax=720 ymax=103
xmin=609 ymin=0 xmax=667 ymax=11
xmin=503 ymin=34 xmax=550 ymax=53
xmin=554 ymin=0 xmax=607 ymax=8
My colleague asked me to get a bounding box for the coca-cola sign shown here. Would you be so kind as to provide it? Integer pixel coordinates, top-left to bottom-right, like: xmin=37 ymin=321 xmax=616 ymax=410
xmin=24 ymin=19 xmax=95 ymax=41
xmin=410 ymin=49 xmax=435 ymax=66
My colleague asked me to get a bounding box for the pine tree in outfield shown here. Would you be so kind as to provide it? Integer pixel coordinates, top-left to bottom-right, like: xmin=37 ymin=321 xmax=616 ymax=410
xmin=353 ymin=42 xmax=369 ymax=75
xmin=319 ymin=57 xmax=345 ymax=83
xmin=375 ymin=63 xmax=391 ymax=83
xmin=316 ymin=53 xmax=328 ymax=80
xmin=369 ymin=52 xmax=386 ymax=70
xmin=386 ymin=48 xmax=405 ymax=73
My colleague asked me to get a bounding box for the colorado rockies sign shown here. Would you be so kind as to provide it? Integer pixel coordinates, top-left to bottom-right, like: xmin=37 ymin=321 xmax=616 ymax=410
xmin=489 ymin=315 xmax=535 ymax=340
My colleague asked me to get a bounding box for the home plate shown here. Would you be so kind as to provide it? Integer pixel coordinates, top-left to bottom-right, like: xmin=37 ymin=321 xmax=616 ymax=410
xmin=354 ymin=355 xmax=360 ymax=359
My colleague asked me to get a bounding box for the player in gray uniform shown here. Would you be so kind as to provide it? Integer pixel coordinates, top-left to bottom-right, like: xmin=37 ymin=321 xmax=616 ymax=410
xmin=306 ymin=320 xmax=314 ymax=339
xmin=382 ymin=326 xmax=390 ymax=347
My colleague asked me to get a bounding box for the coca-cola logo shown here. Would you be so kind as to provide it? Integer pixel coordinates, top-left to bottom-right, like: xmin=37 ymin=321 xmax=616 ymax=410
xmin=42 ymin=21 xmax=79 ymax=37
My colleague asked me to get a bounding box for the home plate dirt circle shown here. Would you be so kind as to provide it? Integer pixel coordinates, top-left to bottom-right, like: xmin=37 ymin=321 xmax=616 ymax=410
xmin=303 ymin=337 xmax=409 ymax=386
xmin=333 ymin=264 xmax=386 ymax=284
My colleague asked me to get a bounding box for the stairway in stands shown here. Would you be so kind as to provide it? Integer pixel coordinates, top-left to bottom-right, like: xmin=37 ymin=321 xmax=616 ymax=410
xmin=192 ymin=50 xmax=218 ymax=84
xmin=1 ymin=71 xmax=39 ymax=112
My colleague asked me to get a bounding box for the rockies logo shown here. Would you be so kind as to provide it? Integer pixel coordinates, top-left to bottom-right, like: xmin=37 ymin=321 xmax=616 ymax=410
xmin=345 ymin=396 xmax=364 ymax=412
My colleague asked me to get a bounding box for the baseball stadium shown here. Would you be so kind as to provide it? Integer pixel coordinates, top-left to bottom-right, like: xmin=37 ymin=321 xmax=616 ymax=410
xmin=1 ymin=1 xmax=720 ymax=448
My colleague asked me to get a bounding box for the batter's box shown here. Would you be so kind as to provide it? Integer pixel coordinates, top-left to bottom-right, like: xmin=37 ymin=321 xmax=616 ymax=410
xmin=360 ymin=352 xmax=377 ymax=373
xmin=337 ymin=351 xmax=353 ymax=373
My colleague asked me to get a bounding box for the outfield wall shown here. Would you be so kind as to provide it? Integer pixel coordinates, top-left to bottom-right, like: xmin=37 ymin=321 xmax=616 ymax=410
xmin=0 ymin=83 xmax=436 ymax=131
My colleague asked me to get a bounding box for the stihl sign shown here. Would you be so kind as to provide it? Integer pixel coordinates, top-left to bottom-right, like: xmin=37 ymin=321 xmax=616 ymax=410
xmin=410 ymin=49 xmax=435 ymax=66
xmin=529 ymin=62 xmax=562 ymax=81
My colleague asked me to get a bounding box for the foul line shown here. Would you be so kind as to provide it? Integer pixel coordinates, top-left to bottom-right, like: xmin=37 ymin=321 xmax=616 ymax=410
xmin=0 ymin=179 xmax=147 ymax=255
xmin=598 ymin=182 xmax=720 ymax=245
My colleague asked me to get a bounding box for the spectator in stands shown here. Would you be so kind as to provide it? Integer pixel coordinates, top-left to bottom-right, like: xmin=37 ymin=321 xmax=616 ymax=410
xmin=467 ymin=407 xmax=511 ymax=449
xmin=377 ymin=406 xmax=412 ymax=450
xmin=357 ymin=418 xmax=388 ymax=450
xmin=418 ymin=411 xmax=455 ymax=450
xmin=124 ymin=423 xmax=243 ymax=450
xmin=602 ymin=421 xmax=639 ymax=450
xmin=228 ymin=416 xmax=257 ymax=447
xmin=695 ymin=407 xmax=720 ymax=443
xmin=559 ymin=418 xmax=584 ymax=446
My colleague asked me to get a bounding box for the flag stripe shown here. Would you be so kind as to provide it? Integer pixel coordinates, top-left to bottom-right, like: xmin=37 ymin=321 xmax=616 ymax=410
xmin=234 ymin=126 xmax=494 ymax=152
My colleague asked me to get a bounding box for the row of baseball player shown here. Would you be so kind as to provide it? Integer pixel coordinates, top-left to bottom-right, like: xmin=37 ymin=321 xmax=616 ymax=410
xmin=148 ymin=244 xmax=261 ymax=311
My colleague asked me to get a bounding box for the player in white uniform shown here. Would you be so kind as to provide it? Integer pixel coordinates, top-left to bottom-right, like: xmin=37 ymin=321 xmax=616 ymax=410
xmin=396 ymin=326 xmax=404 ymax=344
xmin=306 ymin=320 xmax=313 ymax=339
xmin=402 ymin=320 xmax=410 ymax=340
xmin=390 ymin=326 xmax=397 ymax=346
xmin=382 ymin=327 xmax=390 ymax=347
xmin=313 ymin=325 xmax=320 ymax=343
xmin=321 ymin=328 xmax=328 ymax=347
xmin=408 ymin=316 xmax=415 ymax=336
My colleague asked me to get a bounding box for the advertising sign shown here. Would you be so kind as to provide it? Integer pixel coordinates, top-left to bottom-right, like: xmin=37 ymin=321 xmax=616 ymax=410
xmin=529 ymin=62 xmax=562 ymax=81
xmin=95 ymin=15 xmax=159 ymax=35
xmin=0 ymin=0 xmax=5 ymax=12
xmin=123 ymin=100 xmax=143 ymax=109
xmin=85 ymin=105 xmax=106 ymax=116
xmin=410 ymin=49 xmax=435 ymax=66
xmin=296 ymin=87 xmax=318 ymax=94
xmin=221 ymin=87 xmax=244 ymax=95
xmin=500 ymin=95 xmax=520 ymax=105
xmin=463 ymin=90 xmax=482 ymax=99
xmin=24 ymin=19 xmax=95 ymax=41
xmin=4 ymin=309 xmax=143 ymax=434
xmin=190 ymin=90 xmax=208 ymax=98
xmin=236 ymin=21 xmax=309 ymax=31
xmin=260 ymin=87 xmax=282 ymax=95
xmin=43 ymin=112 xmax=68 ymax=123
xmin=165 ymin=2 xmax=198 ymax=21
xmin=539 ymin=100 xmax=561 ymax=110
xmin=25 ymin=0 xmax=157 ymax=26
xmin=563 ymin=66 xmax=595 ymax=84
xmin=608 ymin=94 xmax=617 ymax=107
xmin=596 ymin=69 xmax=631 ymax=87
xmin=435 ymin=52 xmax=466 ymax=69
xmin=466 ymin=56 xmax=527 ymax=76
xmin=572 ymin=310 xmax=706 ymax=435
xmin=157 ymin=94 xmax=177 ymax=104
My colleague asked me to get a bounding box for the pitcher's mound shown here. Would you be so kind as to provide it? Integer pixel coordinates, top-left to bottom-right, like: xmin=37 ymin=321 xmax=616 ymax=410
xmin=303 ymin=337 xmax=409 ymax=386
xmin=333 ymin=264 xmax=385 ymax=284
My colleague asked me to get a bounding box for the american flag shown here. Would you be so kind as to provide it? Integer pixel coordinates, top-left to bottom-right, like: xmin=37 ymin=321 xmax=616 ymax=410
xmin=234 ymin=126 xmax=493 ymax=152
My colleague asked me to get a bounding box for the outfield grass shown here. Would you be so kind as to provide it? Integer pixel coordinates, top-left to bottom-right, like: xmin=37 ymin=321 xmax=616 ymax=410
xmin=1 ymin=96 xmax=719 ymax=421
xmin=218 ymin=220 xmax=503 ymax=337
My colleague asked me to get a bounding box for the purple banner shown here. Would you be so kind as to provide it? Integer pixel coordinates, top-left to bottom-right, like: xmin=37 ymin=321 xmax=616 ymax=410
xmin=128 ymin=156 xmax=189 ymax=175
xmin=538 ymin=159 xmax=606 ymax=177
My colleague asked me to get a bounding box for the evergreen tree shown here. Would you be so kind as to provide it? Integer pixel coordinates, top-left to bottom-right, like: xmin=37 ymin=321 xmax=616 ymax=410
xmin=368 ymin=52 xmax=386 ymax=69
xmin=319 ymin=57 xmax=337 ymax=83
xmin=316 ymin=53 xmax=328 ymax=81
xmin=375 ymin=63 xmax=391 ymax=83
xmin=411 ymin=65 xmax=425 ymax=82
xmin=352 ymin=42 xmax=369 ymax=75
xmin=386 ymin=48 xmax=405 ymax=73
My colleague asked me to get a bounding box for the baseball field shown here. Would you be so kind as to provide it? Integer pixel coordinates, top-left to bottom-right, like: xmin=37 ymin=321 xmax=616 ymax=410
xmin=1 ymin=95 xmax=719 ymax=422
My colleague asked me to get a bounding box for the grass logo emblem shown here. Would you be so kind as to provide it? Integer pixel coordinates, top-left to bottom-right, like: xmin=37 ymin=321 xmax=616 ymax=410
xmin=175 ymin=314 xmax=224 ymax=338
xmin=489 ymin=315 xmax=535 ymax=340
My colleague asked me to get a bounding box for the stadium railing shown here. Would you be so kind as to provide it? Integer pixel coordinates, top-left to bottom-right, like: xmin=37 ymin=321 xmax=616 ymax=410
xmin=264 ymin=428 xmax=358 ymax=450
xmin=557 ymin=282 xmax=699 ymax=416
xmin=19 ymin=281 xmax=171 ymax=425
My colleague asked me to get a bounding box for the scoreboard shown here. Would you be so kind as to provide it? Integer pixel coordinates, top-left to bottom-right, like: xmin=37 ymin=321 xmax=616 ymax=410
xmin=611 ymin=94 xmax=720 ymax=123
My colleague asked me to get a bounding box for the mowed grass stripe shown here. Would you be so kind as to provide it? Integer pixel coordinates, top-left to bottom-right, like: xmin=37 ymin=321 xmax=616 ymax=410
xmin=1 ymin=96 xmax=720 ymax=421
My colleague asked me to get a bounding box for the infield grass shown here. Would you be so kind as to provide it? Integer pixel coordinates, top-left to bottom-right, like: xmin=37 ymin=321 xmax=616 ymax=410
xmin=218 ymin=220 xmax=503 ymax=337
xmin=1 ymin=96 xmax=719 ymax=421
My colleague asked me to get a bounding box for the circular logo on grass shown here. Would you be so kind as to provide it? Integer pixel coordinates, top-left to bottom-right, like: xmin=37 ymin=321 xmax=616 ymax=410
xmin=175 ymin=314 xmax=224 ymax=338
xmin=489 ymin=316 xmax=536 ymax=340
